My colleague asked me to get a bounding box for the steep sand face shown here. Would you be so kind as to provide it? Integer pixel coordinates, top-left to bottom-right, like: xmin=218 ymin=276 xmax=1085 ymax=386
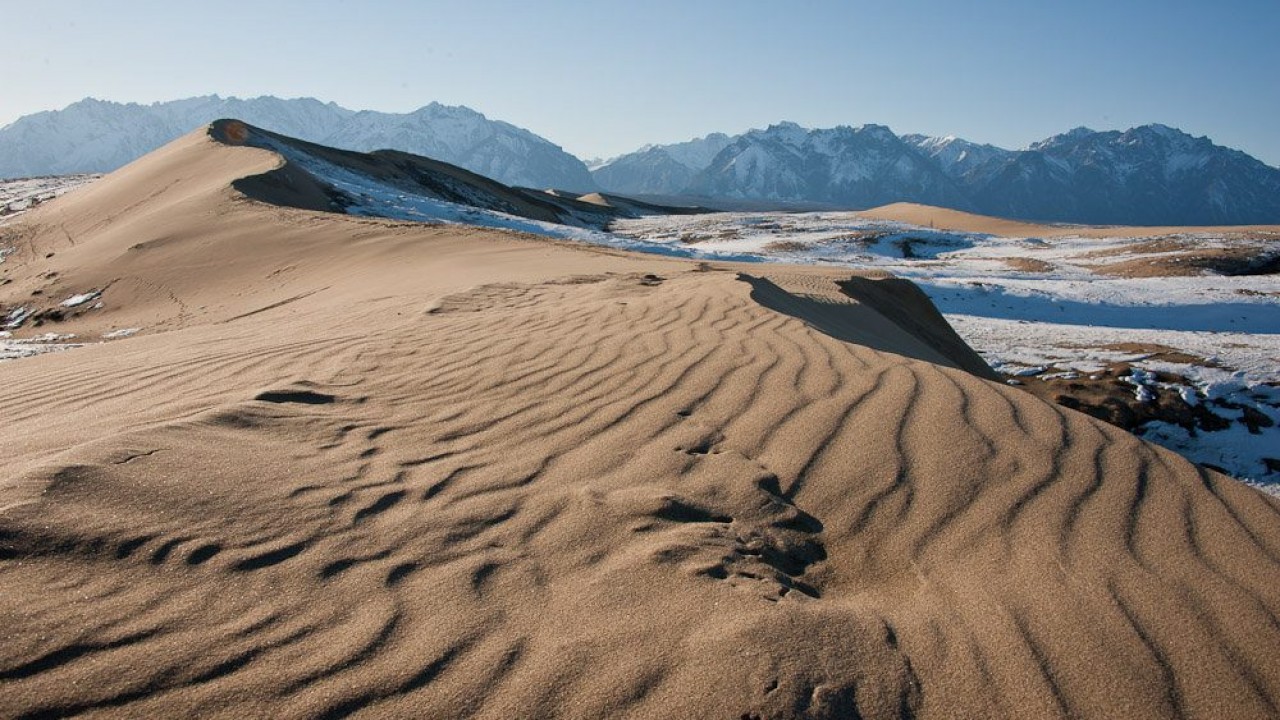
xmin=2 ymin=126 xmax=1279 ymax=719
xmin=860 ymin=201 xmax=1280 ymax=238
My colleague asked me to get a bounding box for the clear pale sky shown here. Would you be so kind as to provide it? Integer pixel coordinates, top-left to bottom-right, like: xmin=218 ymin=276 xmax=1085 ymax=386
xmin=2 ymin=0 xmax=1277 ymax=165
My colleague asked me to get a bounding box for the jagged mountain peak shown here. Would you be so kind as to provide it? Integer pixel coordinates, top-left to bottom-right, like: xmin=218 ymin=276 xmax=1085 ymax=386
xmin=588 ymin=131 xmax=737 ymax=195
xmin=1115 ymin=124 xmax=1220 ymax=157
xmin=1030 ymin=126 xmax=1099 ymax=151
xmin=852 ymin=123 xmax=897 ymax=141
xmin=904 ymin=134 xmax=1013 ymax=181
xmin=684 ymin=121 xmax=970 ymax=209
xmin=904 ymin=133 xmax=1002 ymax=151
xmin=407 ymin=101 xmax=483 ymax=118
xmin=967 ymin=124 xmax=1280 ymax=224
xmin=1129 ymin=123 xmax=1197 ymax=141
xmin=745 ymin=121 xmax=811 ymax=147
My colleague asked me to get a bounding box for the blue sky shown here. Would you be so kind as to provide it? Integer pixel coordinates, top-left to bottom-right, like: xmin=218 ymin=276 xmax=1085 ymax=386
xmin=2 ymin=0 xmax=1277 ymax=165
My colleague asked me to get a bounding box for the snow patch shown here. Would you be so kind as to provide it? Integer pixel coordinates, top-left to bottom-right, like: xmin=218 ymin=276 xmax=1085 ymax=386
xmin=61 ymin=290 xmax=102 ymax=307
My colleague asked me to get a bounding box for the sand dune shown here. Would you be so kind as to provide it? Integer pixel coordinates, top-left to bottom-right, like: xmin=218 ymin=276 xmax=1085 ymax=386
xmin=861 ymin=201 xmax=1280 ymax=238
xmin=574 ymin=191 xmax=707 ymax=217
xmin=213 ymin=120 xmax=626 ymax=228
xmin=2 ymin=125 xmax=1280 ymax=719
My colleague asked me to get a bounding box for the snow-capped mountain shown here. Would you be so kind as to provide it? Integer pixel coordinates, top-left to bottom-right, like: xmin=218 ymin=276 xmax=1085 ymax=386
xmin=685 ymin=122 xmax=973 ymax=209
xmin=322 ymin=103 xmax=595 ymax=191
xmin=596 ymin=122 xmax=1280 ymax=224
xmin=0 ymin=97 xmax=350 ymax=181
xmin=591 ymin=132 xmax=733 ymax=195
xmin=0 ymin=96 xmax=596 ymax=191
xmin=659 ymin=132 xmax=736 ymax=171
xmin=962 ymin=124 xmax=1280 ymax=225
xmin=9 ymin=98 xmax=1278 ymax=224
xmin=591 ymin=147 xmax=701 ymax=196
xmin=901 ymin=134 xmax=1012 ymax=179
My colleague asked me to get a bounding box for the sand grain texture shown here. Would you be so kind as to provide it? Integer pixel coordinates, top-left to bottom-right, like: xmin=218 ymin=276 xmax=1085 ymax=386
xmin=2 ymin=126 xmax=1280 ymax=719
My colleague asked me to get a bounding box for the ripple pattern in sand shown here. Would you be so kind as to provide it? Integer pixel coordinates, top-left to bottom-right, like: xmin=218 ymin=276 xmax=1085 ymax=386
xmin=3 ymin=270 xmax=1279 ymax=719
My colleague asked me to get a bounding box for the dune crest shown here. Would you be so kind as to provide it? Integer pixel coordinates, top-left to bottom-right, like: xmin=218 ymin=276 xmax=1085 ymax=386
xmin=2 ymin=124 xmax=1279 ymax=719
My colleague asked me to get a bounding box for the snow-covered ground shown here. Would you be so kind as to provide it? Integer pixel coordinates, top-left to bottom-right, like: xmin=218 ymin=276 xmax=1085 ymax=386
xmin=0 ymin=174 xmax=99 ymax=220
xmin=612 ymin=212 xmax=1280 ymax=490
xmin=1 ymin=175 xmax=117 ymax=359
xmin=0 ymin=331 xmax=83 ymax=360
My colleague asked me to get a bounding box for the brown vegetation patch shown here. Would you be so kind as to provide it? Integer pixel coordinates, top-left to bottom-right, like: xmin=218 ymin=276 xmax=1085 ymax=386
xmin=1093 ymin=245 xmax=1280 ymax=278
xmin=1080 ymin=237 xmax=1187 ymax=259
xmin=998 ymin=256 xmax=1055 ymax=273
xmin=1096 ymin=342 xmax=1220 ymax=367
xmin=825 ymin=231 xmax=888 ymax=246
xmin=762 ymin=240 xmax=810 ymax=253
xmin=1011 ymin=362 xmax=1226 ymax=433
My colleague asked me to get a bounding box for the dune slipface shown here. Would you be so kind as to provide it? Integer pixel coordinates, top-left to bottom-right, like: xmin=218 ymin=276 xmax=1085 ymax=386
xmin=1 ymin=125 xmax=1279 ymax=720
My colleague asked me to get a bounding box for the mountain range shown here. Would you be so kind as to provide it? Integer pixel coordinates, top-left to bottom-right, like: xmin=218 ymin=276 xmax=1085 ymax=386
xmin=4 ymin=96 xmax=1279 ymax=224
xmin=596 ymin=122 xmax=1280 ymax=225
xmin=0 ymin=96 xmax=597 ymax=192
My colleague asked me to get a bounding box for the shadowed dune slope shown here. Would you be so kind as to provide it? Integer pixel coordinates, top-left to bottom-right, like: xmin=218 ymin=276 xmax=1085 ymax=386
xmin=1 ymin=125 xmax=1280 ymax=720
xmin=208 ymin=120 xmax=625 ymax=227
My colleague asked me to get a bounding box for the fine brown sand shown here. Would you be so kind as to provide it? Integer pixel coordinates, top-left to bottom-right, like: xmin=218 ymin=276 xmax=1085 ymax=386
xmin=3 ymin=126 xmax=1280 ymax=719
xmin=859 ymin=201 xmax=1280 ymax=239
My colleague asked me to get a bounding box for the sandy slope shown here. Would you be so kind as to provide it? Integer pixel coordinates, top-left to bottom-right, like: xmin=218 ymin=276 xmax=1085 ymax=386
xmin=860 ymin=202 xmax=1280 ymax=238
xmin=2 ymin=126 xmax=1280 ymax=719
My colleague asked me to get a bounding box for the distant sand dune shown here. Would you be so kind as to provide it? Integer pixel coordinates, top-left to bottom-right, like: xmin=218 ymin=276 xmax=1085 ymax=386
xmin=1 ymin=125 xmax=1279 ymax=719
xmin=860 ymin=201 xmax=1280 ymax=238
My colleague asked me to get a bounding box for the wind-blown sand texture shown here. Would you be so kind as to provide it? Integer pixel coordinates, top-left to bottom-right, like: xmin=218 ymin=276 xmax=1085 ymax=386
xmin=2 ymin=124 xmax=1280 ymax=719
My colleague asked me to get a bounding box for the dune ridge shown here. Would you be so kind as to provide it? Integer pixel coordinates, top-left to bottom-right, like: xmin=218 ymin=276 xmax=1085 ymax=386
xmin=1 ymin=124 xmax=1279 ymax=719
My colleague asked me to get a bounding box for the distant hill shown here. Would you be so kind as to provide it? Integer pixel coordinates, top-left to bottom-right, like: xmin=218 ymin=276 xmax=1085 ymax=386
xmin=0 ymin=96 xmax=597 ymax=192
